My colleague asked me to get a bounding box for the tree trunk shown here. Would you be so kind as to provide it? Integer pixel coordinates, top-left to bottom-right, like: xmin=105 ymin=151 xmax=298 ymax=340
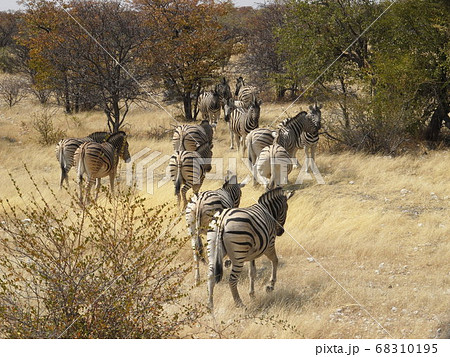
xmin=425 ymin=98 xmax=448 ymax=141
xmin=339 ymin=77 xmax=350 ymax=128
xmin=64 ymin=74 xmax=71 ymax=114
xmin=183 ymin=92 xmax=193 ymax=121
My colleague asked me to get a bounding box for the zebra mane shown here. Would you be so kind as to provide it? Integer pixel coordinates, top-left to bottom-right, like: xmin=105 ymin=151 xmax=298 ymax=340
xmin=86 ymin=131 xmax=111 ymax=142
xmin=106 ymin=131 xmax=127 ymax=149
xmin=257 ymin=187 xmax=284 ymax=205
xmin=277 ymin=111 xmax=307 ymax=129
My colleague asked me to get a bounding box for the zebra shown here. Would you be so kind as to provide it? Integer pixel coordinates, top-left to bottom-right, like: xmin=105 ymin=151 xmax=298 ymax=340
xmin=172 ymin=121 xmax=213 ymax=152
xmin=198 ymin=78 xmax=232 ymax=128
xmin=225 ymin=98 xmax=261 ymax=156
xmin=234 ymin=76 xmax=258 ymax=109
xmin=207 ymin=187 xmax=294 ymax=308
xmin=198 ymin=91 xmax=220 ymax=128
xmin=185 ymin=174 xmax=249 ymax=285
xmin=246 ymin=127 xmax=276 ymax=185
xmin=168 ymin=142 xmax=212 ymax=209
xmin=298 ymin=104 xmax=322 ymax=172
xmin=255 ymin=142 xmax=294 ymax=190
xmin=276 ymin=103 xmax=322 ymax=172
xmin=55 ymin=131 xmax=111 ymax=188
xmin=74 ymin=131 xmax=130 ymax=204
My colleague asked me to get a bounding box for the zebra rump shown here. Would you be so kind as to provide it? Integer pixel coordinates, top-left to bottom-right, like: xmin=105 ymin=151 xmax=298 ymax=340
xmin=207 ymin=188 xmax=294 ymax=308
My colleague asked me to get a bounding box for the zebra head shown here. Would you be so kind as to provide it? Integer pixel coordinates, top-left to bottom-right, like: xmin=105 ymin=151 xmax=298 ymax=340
xmin=222 ymin=173 xmax=249 ymax=207
xmin=107 ymin=131 xmax=131 ymax=163
xmin=215 ymin=77 xmax=232 ymax=102
xmin=223 ymin=98 xmax=235 ymax=122
xmin=235 ymin=76 xmax=245 ymax=97
xmin=308 ymin=103 xmax=323 ymax=130
xmin=258 ymin=188 xmax=294 ymax=236
xmin=248 ymin=98 xmax=262 ymax=123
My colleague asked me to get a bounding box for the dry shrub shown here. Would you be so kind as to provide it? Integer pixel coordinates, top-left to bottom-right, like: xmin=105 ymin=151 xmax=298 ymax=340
xmin=0 ymin=170 xmax=203 ymax=338
xmin=327 ymin=97 xmax=415 ymax=155
xmin=0 ymin=74 xmax=28 ymax=107
xmin=31 ymin=109 xmax=66 ymax=145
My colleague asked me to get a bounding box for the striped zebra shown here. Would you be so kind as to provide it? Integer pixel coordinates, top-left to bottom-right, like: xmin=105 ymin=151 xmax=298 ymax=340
xmin=198 ymin=91 xmax=220 ymax=128
xmin=225 ymin=98 xmax=261 ymax=156
xmin=168 ymin=142 xmax=212 ymax=209
xmin=198 ymin=78 xmax=232 ymax=128
xmin=256 ymin=142 xmax=294 ymax=190
xmin=74 ymin=131 xmax=130 ymax=204
xmin=172 ymin=121 xmax=213 ymax=152
xmin=246 ymin=127 xmax=276 ymax=185
xmin=234 ymin=76 xmax=258 ymax=109
xmin=185 ymin=174 xmax=249 ymax=285
xmin=207 ymin=188 xmax=294 ymax=308
xmin=276 ymin=103 xmax=322 ymax=171
xmin=55 ymin=131 xmax=110 ymax=188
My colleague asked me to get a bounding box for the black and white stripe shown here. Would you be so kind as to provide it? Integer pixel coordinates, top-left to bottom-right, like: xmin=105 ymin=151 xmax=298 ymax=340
xmin=172 ymin=122 xmax=213 ymax=152
xmin=246 ymin=128 xmax=276 ymax=184
xmin=168 ymin=143 xmax=212 ymax=209
xmin=225 ymin=98 xmax=261 ymax=156
xmin=55 ymin=131 xmax=110 ymax=188
xmin=256 ymin=143 xmax=293 ymax=190
xmin=207 ymin=188 xmax=294 ymax=308
xmin=234 ymin=76 xmax=258 ymax=109
xmin=198 ymin=91 xmax=220 ymax=128
xmin=185 ymin=174 xmax=249 ymax=285
xmin=276 ymin=103 xmax=322 ymax=171
xmin=74 ymin=131 xmax=130 ymax=204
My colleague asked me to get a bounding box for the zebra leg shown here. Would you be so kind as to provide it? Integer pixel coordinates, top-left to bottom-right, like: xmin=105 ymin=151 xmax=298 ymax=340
xmin=95 ymin=178 xmax=101 ymax=201
xmin=310 ymin=145 xmax=317 ymax=171
xmin=109 ymin=172 xmax=115 ymax=195
xmin=249 ymin=260 xmax=256 ymax=299
xmin=241 ymin=134 xmax=247 ymax=157
xmin=78 ymin=174 xmax=84 ymax=205
xmin=191 ymin=235 xmax=201 ymax=286
xmin=229 ymin=125 xmax=234 ymax=149
xmin=264 ymin=246 xmax=278 ymax=293
xmin=229 ymin=261 xmax=245 ymax=307
xmin=181 ymin=185 xmax=189 ymax=210
xmin=85 ymin=179 xmax=94 ymax=205
xmin=304 ymin=146 xmax=311 ymax=173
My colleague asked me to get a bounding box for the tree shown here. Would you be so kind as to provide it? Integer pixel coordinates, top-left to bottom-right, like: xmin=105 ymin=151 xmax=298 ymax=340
xmin=278 ymin=0 xmax=385 ymax=124
xmin=19 ymin=0 xmax=153 ymax=132
xmin=135 ymin=0 xmax=235 ymax=121
xmin=372 ymin=0 xmax=450 ymax=141
xmin=237 ymin=1 xmax=290 ymax=100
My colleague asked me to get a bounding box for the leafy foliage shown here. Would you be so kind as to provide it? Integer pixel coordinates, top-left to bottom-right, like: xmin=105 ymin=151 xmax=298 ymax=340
xmin=0 ymin=172 xmax=203 ymax=338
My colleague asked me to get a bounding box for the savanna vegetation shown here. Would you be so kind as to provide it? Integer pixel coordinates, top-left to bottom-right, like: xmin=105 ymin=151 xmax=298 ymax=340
xmin=0 ymin=0 xmax=449 ymax=339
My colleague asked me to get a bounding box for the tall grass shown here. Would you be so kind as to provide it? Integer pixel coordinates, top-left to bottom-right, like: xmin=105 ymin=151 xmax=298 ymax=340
xmin=0 ymin=98 xmax=448 ymax=338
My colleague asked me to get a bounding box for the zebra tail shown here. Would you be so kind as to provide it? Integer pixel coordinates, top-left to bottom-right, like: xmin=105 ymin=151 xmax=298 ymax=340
xmin=194 ymin=196 xmax=205 ymax=261
xmin=174 ymin=158 xmax=182 ymax=196
xmin=213 ymin=214 xmax=225 ymax=284
xmin=77 ymin=145 xmax=87 ymax=181
xmin=57 ymin=144 xmax=68 ymax=184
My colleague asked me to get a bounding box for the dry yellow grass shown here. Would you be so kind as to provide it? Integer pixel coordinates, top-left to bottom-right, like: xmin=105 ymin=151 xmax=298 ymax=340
xmin=0 ymin=97 xmax=449 ymax=339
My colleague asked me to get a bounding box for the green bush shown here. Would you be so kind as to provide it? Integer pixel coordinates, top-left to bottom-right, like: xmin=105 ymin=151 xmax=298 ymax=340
xmin=0 ymin=172 xmax=203 ymax=338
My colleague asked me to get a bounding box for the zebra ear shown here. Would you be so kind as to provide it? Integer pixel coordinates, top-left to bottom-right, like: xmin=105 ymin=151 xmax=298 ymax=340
xmin=309 ymin=105 xmax=314 ymax=111
xmin=285 ymin=190 xmax=295 ymax=200
xmin=318 ymin=103 xmax=323 ymax=109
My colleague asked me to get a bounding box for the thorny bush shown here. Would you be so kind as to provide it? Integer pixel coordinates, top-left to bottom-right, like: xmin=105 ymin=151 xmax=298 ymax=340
xmin=0 ymin=170 xmax=203 ymax=338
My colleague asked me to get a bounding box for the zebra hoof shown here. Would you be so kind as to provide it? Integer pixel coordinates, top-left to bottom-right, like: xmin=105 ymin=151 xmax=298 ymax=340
xmin=224 ymin=259 xmax=232 ymax=268
xmin=235 ymin=300 xmax=245 ymax=308
xmin=265 ymin=285 xmax=274 ymax=293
